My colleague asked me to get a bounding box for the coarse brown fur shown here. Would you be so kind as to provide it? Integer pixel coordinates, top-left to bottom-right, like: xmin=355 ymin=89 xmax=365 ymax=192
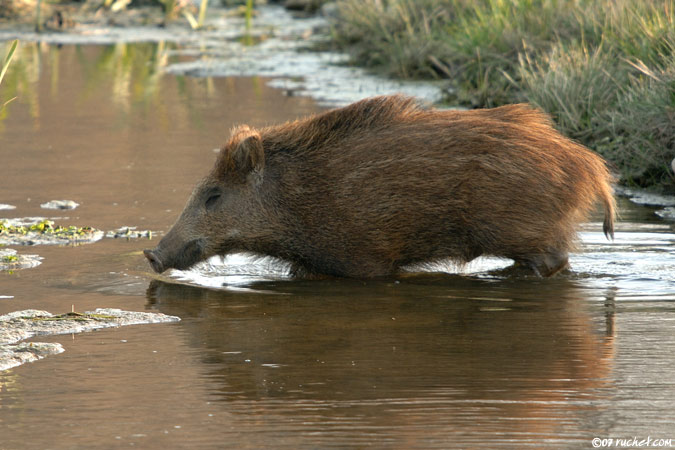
xmin=145 ymin=95 xmax=615 ymax=278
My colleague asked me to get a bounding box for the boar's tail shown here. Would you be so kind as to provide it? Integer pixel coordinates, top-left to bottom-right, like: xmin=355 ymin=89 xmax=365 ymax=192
xmin=600 ymin=178 xmax=616 ymax=240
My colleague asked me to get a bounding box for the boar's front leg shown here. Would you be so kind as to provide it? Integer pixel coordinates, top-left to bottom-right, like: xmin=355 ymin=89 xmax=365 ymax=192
xmin=516 ymin=250 xmax=570 ymax=277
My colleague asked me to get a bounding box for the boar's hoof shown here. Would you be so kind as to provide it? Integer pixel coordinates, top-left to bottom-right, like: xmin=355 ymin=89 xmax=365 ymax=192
xmin=144 ymin=249 xmax=165 ymax=274
xmin=518 ymin=250 xmax=570 ymax=277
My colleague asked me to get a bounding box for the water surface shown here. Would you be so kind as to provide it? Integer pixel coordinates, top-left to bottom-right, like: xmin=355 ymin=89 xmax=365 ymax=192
xmin=1 ymin=42 xmax=674 ymax=449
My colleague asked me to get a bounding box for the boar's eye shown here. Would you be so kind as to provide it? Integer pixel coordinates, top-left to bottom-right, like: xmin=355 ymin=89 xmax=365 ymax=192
xmin=204 ymin=191 xmax=222 ymax=210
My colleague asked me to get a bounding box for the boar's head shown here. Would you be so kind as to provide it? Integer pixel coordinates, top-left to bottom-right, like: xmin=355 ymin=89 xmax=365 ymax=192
xmin=144 ymin=125 xmax=269 ymax=273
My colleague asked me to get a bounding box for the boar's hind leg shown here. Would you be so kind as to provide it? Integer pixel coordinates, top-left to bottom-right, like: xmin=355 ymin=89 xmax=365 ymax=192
xmin=516 ymin=250 xmax=570 ymax=277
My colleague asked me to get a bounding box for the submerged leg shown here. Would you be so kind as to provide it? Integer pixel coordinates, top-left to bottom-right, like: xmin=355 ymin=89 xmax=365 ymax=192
xmin=516 ymin=250 xmax=570 ymax=277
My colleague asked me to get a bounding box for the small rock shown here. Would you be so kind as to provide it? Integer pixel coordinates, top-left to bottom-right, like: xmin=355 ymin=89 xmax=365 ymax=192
xmin=616 ymin=187 xmax=675 ymax=207
xmin=0 ymin=308 xmax=181 ymax=371
xmin=105 ymin=226 xmax=153 ymax=239
xmin=655 ymin=207 xmax=675 ymax=221
xmin=40 ymin=200 xmax=79 ymax=210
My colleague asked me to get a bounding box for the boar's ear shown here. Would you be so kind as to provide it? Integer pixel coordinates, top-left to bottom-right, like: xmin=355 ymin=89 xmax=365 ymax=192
xmin=220 ymin=125 xmax=265 ymax=179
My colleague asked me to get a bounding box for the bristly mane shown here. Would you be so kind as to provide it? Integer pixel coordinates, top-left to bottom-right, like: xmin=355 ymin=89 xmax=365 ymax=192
xmin=260 ymin=95 xmax=425 ymax=154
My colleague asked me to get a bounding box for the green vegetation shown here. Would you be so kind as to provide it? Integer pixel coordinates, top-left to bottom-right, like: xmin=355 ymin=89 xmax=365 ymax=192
xmin=0 ymin=219 xmax=99 ymax=239
xmin=245 ymin=0 xmax=253 ymax=30
xmin=331 ymin=0 xmax=675 ymax=190
xmin=1 ymin=254 xmax=19 ymax=263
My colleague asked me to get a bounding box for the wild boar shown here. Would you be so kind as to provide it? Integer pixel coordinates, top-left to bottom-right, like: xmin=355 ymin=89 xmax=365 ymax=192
xmin=144 ymin=95 xmax=615 ymax=278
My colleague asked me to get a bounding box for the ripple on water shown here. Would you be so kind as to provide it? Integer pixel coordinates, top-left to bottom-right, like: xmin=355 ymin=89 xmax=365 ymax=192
xmin=168 ymin=254 xmax=293 ymax=289
xmin=575 ymin=228 xmax=675 ymax=298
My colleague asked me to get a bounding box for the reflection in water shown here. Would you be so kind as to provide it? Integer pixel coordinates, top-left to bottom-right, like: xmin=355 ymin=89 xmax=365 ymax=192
xmin=1 ymin=41 xmax=182 ymax=127
xmin=0 ymin=42 xmax=321 ymax=233
xmin=147 ymin=277 xmax=615 ymax=445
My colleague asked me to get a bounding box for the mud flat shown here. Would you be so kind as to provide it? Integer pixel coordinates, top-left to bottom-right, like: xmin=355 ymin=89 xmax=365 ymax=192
xmin=0 ymin=308 xmax=180 ymax=371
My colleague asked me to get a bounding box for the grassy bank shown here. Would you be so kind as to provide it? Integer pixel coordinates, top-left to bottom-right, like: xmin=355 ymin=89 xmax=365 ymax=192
xmin=330 ymin=0 xmax=674 ymax=190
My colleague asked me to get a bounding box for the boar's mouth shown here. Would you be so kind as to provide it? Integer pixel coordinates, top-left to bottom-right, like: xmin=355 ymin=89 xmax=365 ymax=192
xmin=144 ymin=238 xmax=206 ymax=273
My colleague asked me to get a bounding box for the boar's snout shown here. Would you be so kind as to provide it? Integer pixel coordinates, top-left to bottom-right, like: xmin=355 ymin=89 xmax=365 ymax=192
xmin=144 ymin=249 xmax=165 ymax=273
xmin=143 ymin=237 xmax=206 ymax=273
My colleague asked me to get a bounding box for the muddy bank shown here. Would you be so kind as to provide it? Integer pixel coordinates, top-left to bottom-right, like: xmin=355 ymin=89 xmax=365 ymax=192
xmin=0 ymin=308 xmax=180 ymax=371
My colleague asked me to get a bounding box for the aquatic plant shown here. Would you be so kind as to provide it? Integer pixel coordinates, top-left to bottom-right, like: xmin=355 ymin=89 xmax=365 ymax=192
xmin=1 ymin=254 xmax=19 ymax=263
xmin=0 ymin=40 xmax=18 ymax=83
xmin=245 ymin=0 xmax=253 ymax=30
xmin=0 ymin=39 xmax=18 ymax=110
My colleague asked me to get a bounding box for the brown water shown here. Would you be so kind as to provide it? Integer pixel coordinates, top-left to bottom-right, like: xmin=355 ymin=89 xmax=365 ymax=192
xmin=1 ymin=43 xmax=675 ymax=449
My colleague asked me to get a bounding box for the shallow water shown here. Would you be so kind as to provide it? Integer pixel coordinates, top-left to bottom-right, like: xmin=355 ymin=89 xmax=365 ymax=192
xmin=1 ymin=42 xmax=675 ymax=449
